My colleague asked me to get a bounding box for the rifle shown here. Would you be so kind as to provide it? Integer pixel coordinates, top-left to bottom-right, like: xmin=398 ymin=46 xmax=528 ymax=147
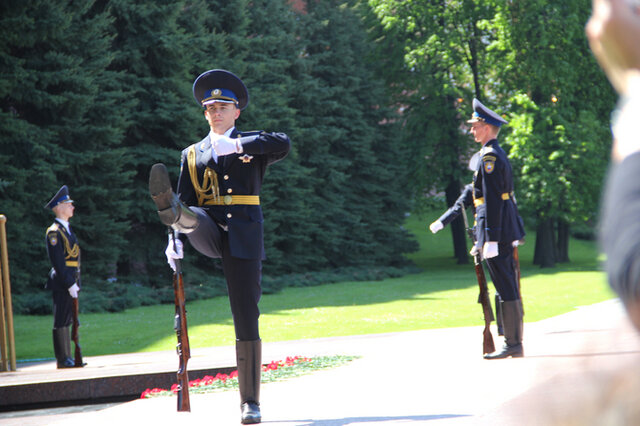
xmin=170 ymin=230 xmax=191 ymax=412
xmin=513 ymin=244 xmax=524 ymax=314
xmin=460 ymin=205 xmax=496 ymax=355
xmin=72 ymin=250 xmax=84 ymax=367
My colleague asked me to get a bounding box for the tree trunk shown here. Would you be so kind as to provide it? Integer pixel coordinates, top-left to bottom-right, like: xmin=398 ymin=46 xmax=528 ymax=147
xmin=445 ymin=180 xmax=469 ymax=265
xmin=533 ymin=217 xmax=556 ymax=268
xmin=556 ymin=219 xmax=570 ymax=263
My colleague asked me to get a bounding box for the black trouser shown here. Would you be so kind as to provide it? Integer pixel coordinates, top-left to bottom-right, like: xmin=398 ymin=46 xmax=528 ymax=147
xmin=52 ymin=289 xmax=73 ymax=328
xmin=485 ymin=242 xmax=520 ymax=301
xmin=185 ymin=207 xmax=261 ymax=341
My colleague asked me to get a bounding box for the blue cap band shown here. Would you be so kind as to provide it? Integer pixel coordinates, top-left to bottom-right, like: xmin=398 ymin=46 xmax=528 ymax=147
xmin=202 ymin=88 xmax=238 ymax=106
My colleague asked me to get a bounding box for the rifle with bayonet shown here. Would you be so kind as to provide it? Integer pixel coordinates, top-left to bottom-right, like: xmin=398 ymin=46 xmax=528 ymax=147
xmin=72 ymin=249 xmax=84 ymax=367
xmin=460 ymin=204 xmax=496 ymax=355
xmin=170 ymin=230 xmax=191 ymax=412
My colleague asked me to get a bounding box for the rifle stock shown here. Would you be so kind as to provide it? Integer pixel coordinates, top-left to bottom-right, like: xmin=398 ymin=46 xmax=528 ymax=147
xmin=461 ymin=205 xmax=496 ymax=355
xmin=72 ymin=298 xmax=83 ymax=366
xmin=171 ymin=230 xmax=191 ymax=412
xmin=72 ymin=250 xmax=84 ymax=367
xmin=474 ymin=254 xmax=496 ymax=354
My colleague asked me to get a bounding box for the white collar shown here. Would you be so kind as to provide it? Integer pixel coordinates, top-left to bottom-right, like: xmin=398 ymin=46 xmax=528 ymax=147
xmin=56 ymin=218 xmax=71 ymax=234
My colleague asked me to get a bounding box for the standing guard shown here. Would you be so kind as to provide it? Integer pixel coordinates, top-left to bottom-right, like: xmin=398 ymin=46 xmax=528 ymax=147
xmin=466 ymin=98 xmax=525 ymax=359
xmin=44 ymin=185 xmax=83 ymax=369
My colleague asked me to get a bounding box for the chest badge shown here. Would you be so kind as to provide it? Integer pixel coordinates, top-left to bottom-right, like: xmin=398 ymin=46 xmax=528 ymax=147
xmin=240 ymin=154 xmax=254 ymax=163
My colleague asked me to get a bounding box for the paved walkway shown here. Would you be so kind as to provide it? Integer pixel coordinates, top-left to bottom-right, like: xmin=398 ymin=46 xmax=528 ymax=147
xmin=2 ymin=299 xmax=639 ymax=425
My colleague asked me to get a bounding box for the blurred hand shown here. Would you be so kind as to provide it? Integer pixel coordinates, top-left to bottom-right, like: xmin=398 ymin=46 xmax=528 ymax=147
xmin=68 ymin=283 xmax=80 ymax=298
xmin=212 ymin=135 xmax=242 ymax=156
xmin=483 ymin=241 xmax=499 ymax=259
xmin=429 ymin=220 xmax=444 ymax=234
xmin=586 ymin=0 xmax=640 ymax=95
xmin=470 ymin=245 xmax=480 ymax=257
xmin=165 ymin=235 xmax=184 ymax=272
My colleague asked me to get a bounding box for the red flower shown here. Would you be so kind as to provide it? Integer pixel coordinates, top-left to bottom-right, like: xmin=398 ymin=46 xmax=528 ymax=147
xmin=141 ymin=387 xmax=166 ymax=398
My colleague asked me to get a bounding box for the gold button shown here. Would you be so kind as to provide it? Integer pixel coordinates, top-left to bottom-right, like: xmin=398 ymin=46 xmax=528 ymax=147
xmin=224 ymin=195 xmax=233 ymax=205
xmin=227 ymin=213 xmax=232 ymax=218
xmin=227 ymin=188 xmax=233 ymax=194
xmin=223 ymin=175 xmax=229 ymax=180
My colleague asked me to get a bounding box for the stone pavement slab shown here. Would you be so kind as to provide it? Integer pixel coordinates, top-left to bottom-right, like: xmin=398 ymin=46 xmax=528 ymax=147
xmin=1 ymin=299 xmax=639 ymax=425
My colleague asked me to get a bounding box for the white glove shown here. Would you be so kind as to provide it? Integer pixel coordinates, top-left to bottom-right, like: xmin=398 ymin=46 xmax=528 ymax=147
xmin=512 ymin=240 xmax=520 ymax=247
xmin=429 ymin=220 xmax=444 ymax=234
xmin=212 ymin=135 xmax=242 ymax=156
xmin=469 ymin=245 xmax=480 ymax=256
xmin=483 ymin=241 xmax=499 ymax=259
xmin=165 ymin=235 xmax=184 ymax=272
xmin=68 ymin=283 xmax=80 ymax=298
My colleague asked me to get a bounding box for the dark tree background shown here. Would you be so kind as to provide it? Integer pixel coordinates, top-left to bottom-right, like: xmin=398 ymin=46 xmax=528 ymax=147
xmin=0 ymin=0 xmax=616 ymax=313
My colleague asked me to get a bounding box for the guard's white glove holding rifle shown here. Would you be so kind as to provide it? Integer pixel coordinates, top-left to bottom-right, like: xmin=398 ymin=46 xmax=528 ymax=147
xmin=68 ymin=283 xmax=80 ymax=298
xmin=165 ymin=234 xmax=184 ymax=272
xmin=483 ymin=241 xmax=499 ymax=259
xmin=469 ymin=245 xmax=480 ymax=257
xmin=429 ymin=220 xmax=444 ymax=234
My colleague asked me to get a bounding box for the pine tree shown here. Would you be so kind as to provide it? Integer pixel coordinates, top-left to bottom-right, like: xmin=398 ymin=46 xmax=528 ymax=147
xmin=294 ymin=0 xmax=417 ymax=268
xmin=243 ymin=0 xmax=318 ymax=275
xmin=0 ymin=0 xmax=131 ymax=291
xmin=105 ymin=0 xmax=215 ymax=283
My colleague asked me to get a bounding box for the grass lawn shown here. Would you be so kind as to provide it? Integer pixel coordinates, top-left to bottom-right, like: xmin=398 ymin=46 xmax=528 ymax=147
xmin=12 ymin=211 xmax=615 ymax=361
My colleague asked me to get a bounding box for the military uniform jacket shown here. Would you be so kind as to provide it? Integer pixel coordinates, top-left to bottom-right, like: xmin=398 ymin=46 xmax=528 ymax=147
xmin=472 ymin=139 xmax=525 ymax=247
xmin=45 ymin=219 xmax=80 ymax=291
xmin=176 ymin=128 xmax=290 ymax=260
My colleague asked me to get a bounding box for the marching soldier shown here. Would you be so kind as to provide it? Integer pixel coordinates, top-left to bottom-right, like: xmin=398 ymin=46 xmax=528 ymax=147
xmin=149 ymin=69 xmax=290 ymax=424
xmin=466 ymin=98 xmax=525 ymax=359
xmin=44 ymin=185 xmax=82 ymax=369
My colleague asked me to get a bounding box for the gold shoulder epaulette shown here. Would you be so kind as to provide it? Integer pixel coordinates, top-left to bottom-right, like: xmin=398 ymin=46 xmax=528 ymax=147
xmin=483 ymin=146 xmax=496 ymax=156
xmin=46 ymin=223 xmax=59 ymax=235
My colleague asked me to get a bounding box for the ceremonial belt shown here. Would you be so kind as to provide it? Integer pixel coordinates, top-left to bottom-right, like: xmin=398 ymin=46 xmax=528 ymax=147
xmin=66 ymin=261 xmax=79 ymax=267
xmin=204 ymin=195 xmax=260 ymax=206
xmin=474 ymin=192 xmax=513 ymax=207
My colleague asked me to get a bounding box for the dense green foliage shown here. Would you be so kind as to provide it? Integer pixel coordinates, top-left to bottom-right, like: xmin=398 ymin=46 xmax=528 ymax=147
xmin=1 ymin=0 xmax=616 ymax=313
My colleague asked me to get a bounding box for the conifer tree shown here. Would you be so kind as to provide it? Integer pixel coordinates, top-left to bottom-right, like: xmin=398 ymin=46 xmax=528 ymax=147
xmin=243 ymin=0 xmax=318 ymax=275
xmin=294 ymin=0 xmax=417 ymax=268
xmin=0 ymin=0 xmax=130 ymax=291
xmin=105 ymin=0 xmax=214 ymax=283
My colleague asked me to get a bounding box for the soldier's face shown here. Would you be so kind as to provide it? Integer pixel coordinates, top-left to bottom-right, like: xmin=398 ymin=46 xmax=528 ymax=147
xmin=54 ymin=202 xmax=74 ymax=221
xmin=470 ymin=122 xmax=490 ymax=144
xmin=204 ymin=102 xmax=240 ymax=134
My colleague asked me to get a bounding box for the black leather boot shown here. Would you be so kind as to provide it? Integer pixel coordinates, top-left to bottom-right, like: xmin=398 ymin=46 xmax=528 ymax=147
xmin=149 ymin=163 xmax=198 ymax=233
xmin=53 ymin=328 xmax=74 ymax=368
xmin=484 ymin=300 xmax=524 ymax=359
xmin=236 ymin=339 xmax=262 ymax=424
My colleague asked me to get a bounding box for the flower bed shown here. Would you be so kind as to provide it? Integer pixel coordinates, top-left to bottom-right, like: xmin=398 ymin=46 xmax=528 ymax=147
xmin=141 ymin=355 xmax=357 ymax=399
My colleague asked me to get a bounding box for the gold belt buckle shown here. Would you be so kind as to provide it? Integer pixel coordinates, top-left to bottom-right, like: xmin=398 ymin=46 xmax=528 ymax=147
xmin=223 ymin=195 xmax=233 ymax=205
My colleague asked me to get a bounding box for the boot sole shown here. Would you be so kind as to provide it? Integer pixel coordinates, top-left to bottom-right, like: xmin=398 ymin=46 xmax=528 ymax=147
xmin=149 ymin=163 xmax=174 ymax=210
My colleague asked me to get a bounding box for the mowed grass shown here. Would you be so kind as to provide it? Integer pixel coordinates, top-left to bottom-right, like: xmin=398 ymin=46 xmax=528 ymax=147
xmin=12 ymin=211 xmax=615 ymax=361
